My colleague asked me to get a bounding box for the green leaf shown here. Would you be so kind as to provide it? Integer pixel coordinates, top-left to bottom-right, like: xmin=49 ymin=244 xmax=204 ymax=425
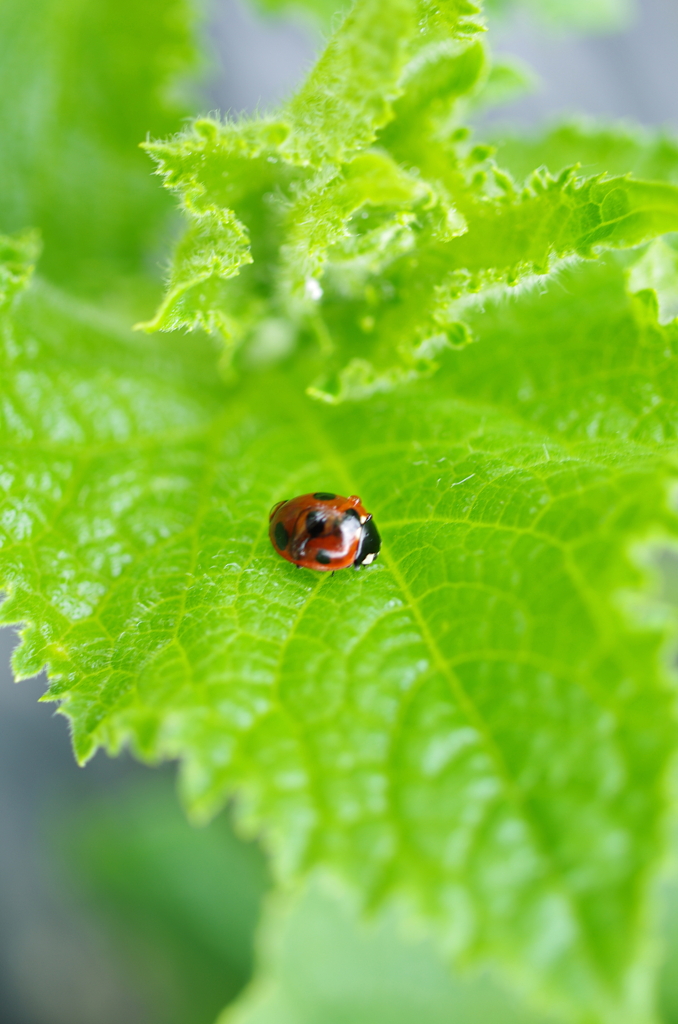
xmin=0 ymin=229 xmax=40 ymax=309
xmin=221 ymin=872 xmax=678 ymax=1024
xmin=627 ymin=238 xmax=678 ymax=326
xmin=141 ymin=19 xmax=678 ymax=402
xmin=252 ymin=0 xmax=351 ymax=27
xmin=5 ymin=3 xmax=678 ymax=1021
xmin=280 ymin=151 xmax=432 ymax=294
xmin=2 ymin=242 xmax=677 ymax=1022
xmin=470 ymin=54 xmax=536 ymax=110
xmin=252 ymin=0 xmax=630 ymax=32
xmin=493 ymin=122 xmax=678 ymax=191
xmin=55 ymin=776 xmax=268 ymax=1024
xmin=139 ymin=0 xmax=491 ymax=381
xmin=483 ymin=0 xmax=634 ymax=31
xmin=218 ymin=880 xmax=559 ymax=1024
xmin=136 ymin=208 xmax=254 ymax=340
xmin=0 ymin=0 xmax=197 ymax=294
xmin=252 ymin=0 xmax=483 ymax=34
xmin=281 ymin=0 xmax=416 ymax=166
xmin=308 ymin=169 xmax=678 ymax=402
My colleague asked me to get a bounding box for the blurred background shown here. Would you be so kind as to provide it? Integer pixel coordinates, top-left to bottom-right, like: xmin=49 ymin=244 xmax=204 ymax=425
xmin=2 ymin=0 xmax=678 ymax=1021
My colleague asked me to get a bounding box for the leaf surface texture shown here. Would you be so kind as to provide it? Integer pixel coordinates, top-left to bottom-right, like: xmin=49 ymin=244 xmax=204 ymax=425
xmin=2 ymin=246 xmax=677 ymax=1021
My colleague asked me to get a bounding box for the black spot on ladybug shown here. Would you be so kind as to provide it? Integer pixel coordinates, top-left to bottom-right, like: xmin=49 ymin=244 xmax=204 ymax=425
xmin=342 ymin=508 xmax=360 ymax=523
xmin=354 ymin=516 xmax=381 ymax=568
xmin=313 ymin=492 xmax=336 ymax=500
xmin=275 ymin=522 xmax=289 ymax=550
xmin=305 ymin=508 xmax=326 ymax=538
xmin=315 ymin=550 xmax=332 ymax=564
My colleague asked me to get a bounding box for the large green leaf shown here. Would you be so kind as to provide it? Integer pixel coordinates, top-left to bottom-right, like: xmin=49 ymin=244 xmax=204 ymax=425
xmin=2 ymin=232 xmax=677 ymax=1022
xmin=220 ymin=873 xmax=678 ymax=1024
xmin=219 ymin=880 xmax=554 ymax=1024
xmin=4 ymin=3 xmax=678 ymax=1022
xmin=0 ymin=0 xmax=197 ymax=294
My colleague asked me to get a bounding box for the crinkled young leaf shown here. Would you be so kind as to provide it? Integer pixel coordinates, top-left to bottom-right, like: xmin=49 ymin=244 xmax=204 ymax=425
xmin=1 ymin=237 xmax=677 ymax=1023
xmin=142 ymin=87 xmax=678 ymax=394
xmin=280 ymin=152 xmax=432 ymax=294
xmin=493 ymin=122 xmax=678 ymax=190
xmin=254 ymin=0 xmax=483 ymax=33
xmin=138 ymin=208 xmax=254 ymax=340
xmin=254 ymin=0 xmax=625 ymax=31
xmin=141 ymin=0 xmax=491 ymax=382
xmin=140 ymin=2 xmax=678 ymax=403
xmin=380 ymin=37 xmax=488 ymax=164
xmin=308 ymin=168 xmax=678 ymax=402
xmin=140 ymin=117 xmax=295 ymax=342
xmin=274 ymin=0 xmax=483 ymax=168
xmin=282 ymin=0 xmax=416 ymax=166
xmin=0 ymin=0 xmax=197 ymax=294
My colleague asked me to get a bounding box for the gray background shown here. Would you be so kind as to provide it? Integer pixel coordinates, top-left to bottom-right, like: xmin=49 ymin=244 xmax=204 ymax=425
xmin=207 ymin=0 xmax=678 ymax=127
xmin=2 ymin=0 xmax=678 ymax=1021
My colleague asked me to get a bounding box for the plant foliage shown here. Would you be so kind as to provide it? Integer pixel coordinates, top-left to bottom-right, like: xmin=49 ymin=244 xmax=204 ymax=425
xmin=2 ymin=2 xmax=678 ymax=1023
xmin=139 ymin=2 xmax=678 ymax=401
xmin=220 ymin=872 xmax=678 ymax=1024
xmin=57 ymin=777 xmax=268 ymax=1024
xmin=0 ymin=0 xmax=196 ymax=293
xmin=219 ymin=880 xmax=553 ymax=1024
xmin=255 ymin=0 xmax=633 ymax=31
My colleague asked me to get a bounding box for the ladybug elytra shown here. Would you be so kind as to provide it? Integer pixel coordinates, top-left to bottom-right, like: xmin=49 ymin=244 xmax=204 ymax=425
xmin=269 ymin=492 xmax=381 ymax=571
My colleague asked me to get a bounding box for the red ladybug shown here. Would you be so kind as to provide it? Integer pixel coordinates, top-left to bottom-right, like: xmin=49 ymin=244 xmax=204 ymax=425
xmin=269 ymin=492 xmax=381 ymax=571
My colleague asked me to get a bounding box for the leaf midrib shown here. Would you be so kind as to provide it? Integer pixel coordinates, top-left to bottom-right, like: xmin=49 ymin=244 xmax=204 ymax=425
xmin=283 ymin=387 xmax=635 ymax=988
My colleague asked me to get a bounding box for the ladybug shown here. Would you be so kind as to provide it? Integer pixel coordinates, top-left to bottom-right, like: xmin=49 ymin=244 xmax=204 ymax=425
xmin=269 ymin=492 xmax=381 ymax=571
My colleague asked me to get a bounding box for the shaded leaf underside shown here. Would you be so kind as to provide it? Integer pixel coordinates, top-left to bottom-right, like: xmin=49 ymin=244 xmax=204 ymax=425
xmin=1 ymin=255 xmax=677 ymax=1022
xmin=219 ymin=880 xmax=560 ymax=1024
